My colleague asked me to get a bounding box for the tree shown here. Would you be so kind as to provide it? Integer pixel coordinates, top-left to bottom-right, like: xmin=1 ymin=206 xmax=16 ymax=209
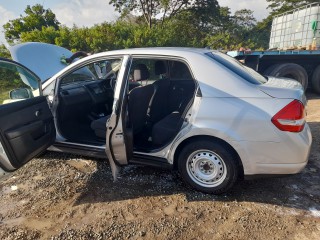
xmin=20 ymin=26 xmax=60 ymax=44
xmin=0 ymin=44 xmax=11 ymax=59
xmin=267 ymin=0 xmax=319 ymax=15
xmin=250 ymin=16 xmax=272 ymax=50
xmin=3 ymin=4 xmax=60 ymax=44
xmin=1 ymin=2 xmax=271 ymax=52
xmin=203 ymin=8 xmax=270 ymax=50
xmin=233 ymin=9 xmax=256 ymax=30
xmin=109 ymin=0 xmax=190 ymax=28
xmin=187 ymin=0 xmax=221 ymax=31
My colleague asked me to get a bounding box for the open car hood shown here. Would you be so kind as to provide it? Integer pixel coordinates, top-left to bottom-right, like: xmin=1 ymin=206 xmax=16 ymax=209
xmin=9 ymin=42 xmax=73 ymax=82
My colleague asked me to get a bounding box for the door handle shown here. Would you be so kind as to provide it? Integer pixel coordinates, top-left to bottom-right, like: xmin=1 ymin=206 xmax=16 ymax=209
xmin=35 ymin=110 xmax=42 ymax=117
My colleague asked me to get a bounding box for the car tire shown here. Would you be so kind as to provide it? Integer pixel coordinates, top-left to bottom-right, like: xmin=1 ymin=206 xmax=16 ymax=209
xmin=263 ymin=64 xmax=280 ymax=76
xmin=178 ymin=140 xmax=239 ymax=194
xmin=311 ymin=65 xmax=320 ymax=94
xmin=265 ymin=63 xmax=308 ymax=90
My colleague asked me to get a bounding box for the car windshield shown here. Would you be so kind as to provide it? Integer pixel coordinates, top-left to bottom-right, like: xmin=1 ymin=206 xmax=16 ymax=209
xmin=60 ymin=59 xmax=122 ymax=86
xmin=206 ymin=52 xmax=267 ymax=85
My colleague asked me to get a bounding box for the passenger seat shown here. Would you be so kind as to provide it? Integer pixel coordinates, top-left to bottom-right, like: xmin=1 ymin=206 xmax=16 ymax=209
xmin=148 ymin=60 xmax=170 ymax=124
xmin=91 ymin=115 xmax=110 ymax=138
xmin=91 ymin=64 xmax=154 ymax=138
xmin=128 ymin=64 xmax=154 ymax=135
xmin=152 ymin=111 xmax=183 ymax=145
xmin=151 ymin=61 xmax=195 ymax=146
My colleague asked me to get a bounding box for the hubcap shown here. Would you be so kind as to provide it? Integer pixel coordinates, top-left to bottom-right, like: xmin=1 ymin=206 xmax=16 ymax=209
xmin=186 ymin=150 xmax=227 ymax=187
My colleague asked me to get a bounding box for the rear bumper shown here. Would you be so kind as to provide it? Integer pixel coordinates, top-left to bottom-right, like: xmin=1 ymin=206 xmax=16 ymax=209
xmin=247 ymin=161 xmax=308 ymax=175
xmin=234 ymin=123 xmax=312 ymax=175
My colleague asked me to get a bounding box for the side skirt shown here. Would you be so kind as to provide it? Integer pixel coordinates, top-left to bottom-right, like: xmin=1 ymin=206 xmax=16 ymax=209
xmin=49 ymin=143 xmax=172 ymax=169
xmin=49 ymin=142 xmax=107 ymax=159
xmin=131 ymin=153 xmax=172 ymax=169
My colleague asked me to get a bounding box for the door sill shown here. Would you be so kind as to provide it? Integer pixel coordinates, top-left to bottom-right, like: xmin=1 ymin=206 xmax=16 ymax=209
xmin=49 ymin=141 xmax=106 ymax=159
xmin=130 ymin=153 xmax=172 ymax=169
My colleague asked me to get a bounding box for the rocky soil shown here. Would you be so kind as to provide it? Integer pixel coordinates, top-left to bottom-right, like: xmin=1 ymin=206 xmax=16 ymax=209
xmin=0 ymin=93 xmax=319 ymax=239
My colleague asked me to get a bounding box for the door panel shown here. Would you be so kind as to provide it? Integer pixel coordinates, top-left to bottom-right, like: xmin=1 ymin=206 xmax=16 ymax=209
xmin=0 ymin=58 xmax=55 ymax=172
xmin=0 ymin=96 xmax=55 ymax=170
xmin=105 ymin=55 xmax=133 ymax=179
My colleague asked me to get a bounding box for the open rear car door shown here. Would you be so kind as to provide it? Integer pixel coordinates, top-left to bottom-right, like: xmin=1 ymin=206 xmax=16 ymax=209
xmin=0 ymin=58 xmax=55 ymax=176
xmin=105 ymin=55 xmax=133 ymax=179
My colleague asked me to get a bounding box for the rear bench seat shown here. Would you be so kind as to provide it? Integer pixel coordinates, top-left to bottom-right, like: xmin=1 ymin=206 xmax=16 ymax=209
xmin=151 ymin=80 xmax=195 ymax=146
xmin=152 ymin=111 xmax=183 ymax=145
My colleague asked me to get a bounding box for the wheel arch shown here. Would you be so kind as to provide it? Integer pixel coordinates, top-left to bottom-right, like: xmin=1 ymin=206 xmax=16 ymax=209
xmin=172 ymin=135 xmax=244 ymax=178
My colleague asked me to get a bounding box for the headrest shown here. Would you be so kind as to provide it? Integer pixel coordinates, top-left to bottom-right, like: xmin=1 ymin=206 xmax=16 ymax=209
xmin=133 ymin=64 xmax=150 ymax=81
xmin=154 ymin=61 xmax=166 ymax=75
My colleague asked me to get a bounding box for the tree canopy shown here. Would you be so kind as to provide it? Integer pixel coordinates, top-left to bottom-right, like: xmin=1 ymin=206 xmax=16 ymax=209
xmin=3 ymin=4 xmax=60 ymax=44
xmin=0 ymin=44 xmax=11 ymax=59
xmin=267 ymin=0 xmax=319 ymax=15
xmin=2 ymin=1 xmax=293 ymax=52
xmin=109 ymin=0 xmax=190 ymax=28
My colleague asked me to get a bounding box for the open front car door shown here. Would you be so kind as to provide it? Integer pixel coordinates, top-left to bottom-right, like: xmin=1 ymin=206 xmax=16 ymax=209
xmin=0 ymin=58 xmax=55 ymax=177
xmin=105 ymin=55 xmax=133 ymax=180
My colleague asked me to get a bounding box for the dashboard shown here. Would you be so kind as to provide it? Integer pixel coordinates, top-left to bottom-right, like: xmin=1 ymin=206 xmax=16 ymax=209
xmin=58 ymin=79 xmax=114 ymax=121
xmin=60 ymin=79 xmax=113 ymax=104
xmin=57 ymin=78 xmax=142 ymax=122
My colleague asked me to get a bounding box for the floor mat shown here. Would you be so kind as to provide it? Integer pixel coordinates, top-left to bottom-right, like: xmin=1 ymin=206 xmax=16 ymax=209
xmin=60 ymin=121 xmax=104 ymax=145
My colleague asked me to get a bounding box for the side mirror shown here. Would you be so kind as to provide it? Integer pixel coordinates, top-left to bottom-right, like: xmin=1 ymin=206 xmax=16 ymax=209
xmin=9 ymin=88 xmax=32 ymax=100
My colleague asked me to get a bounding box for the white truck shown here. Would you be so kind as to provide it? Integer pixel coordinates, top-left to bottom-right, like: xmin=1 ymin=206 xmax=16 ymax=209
xmin=228 ymin=3 xmax=320 ymax=93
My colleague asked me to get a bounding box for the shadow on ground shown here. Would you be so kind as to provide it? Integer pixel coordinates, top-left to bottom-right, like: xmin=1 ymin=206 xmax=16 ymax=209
xmin=67 ymin=122 xmax=320 ymax=213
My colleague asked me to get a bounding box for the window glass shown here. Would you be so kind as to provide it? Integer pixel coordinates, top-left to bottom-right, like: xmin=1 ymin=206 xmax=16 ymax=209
xmin=130 ymin=59 xmax=160 ymax=86
xmin=60 ymin=58 xmax=122 ymax=86
xmin=0 ymin=60 xmax=40 ymax=105
xmin=206 ymin=52 xmax=267 ymax=85
xmin=130 ymin=58 xmax=193 ymax=86
xmin=169 ymin=61 xmax=193 ymax=80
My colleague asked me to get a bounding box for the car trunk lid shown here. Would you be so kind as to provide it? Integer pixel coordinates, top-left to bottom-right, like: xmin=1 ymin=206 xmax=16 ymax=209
xmin=259 ymin=76 xmax=307 ymax=105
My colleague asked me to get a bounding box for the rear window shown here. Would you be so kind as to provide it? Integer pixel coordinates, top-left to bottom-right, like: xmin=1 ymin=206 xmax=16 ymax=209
xmin=206 ymin=52 xmax=267 ymax=85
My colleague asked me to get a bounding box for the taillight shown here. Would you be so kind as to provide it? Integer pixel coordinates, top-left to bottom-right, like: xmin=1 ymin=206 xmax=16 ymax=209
xmin=271 ymin=100 xmax=305 ymax=132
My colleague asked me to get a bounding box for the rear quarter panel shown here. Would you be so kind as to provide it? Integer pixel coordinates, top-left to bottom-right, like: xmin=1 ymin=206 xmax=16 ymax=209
xmin=169 ymin=95 xmax=310 ymax=175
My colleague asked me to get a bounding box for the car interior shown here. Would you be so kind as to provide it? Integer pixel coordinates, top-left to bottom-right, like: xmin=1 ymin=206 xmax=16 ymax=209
xmin=55 ymin=57 xmax=197 ymax=151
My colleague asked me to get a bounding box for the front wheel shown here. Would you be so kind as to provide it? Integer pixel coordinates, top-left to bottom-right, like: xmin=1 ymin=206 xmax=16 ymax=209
xmin=178 ymin=140 xmax=239 ymax=194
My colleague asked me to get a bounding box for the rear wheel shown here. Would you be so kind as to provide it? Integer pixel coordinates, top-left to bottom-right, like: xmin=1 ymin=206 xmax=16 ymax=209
xmin=178 ymin=140 xmax=239 ymax=194
xmin=263 ymin=64 xmax=280 ymax=76
xmin=311 ymin=65 xmax=320 ymax=94
xmin=264 ymin=63 xmax=308 ymax=90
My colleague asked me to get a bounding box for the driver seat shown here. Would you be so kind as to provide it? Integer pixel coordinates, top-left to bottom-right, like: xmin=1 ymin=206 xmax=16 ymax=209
xmin=90 ymin=115 xmax=110 ymax=138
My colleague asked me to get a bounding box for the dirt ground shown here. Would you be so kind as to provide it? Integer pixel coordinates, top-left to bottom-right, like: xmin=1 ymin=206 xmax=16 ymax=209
xmin=0 ymin=93 xmax=320 ymax=240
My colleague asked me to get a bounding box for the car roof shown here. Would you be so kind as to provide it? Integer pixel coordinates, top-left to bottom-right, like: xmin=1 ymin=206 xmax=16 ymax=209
xmin=43 ymin=47 xmax=215 ymax=88
xmin=88 ymin=47 xmax=214 ymax=59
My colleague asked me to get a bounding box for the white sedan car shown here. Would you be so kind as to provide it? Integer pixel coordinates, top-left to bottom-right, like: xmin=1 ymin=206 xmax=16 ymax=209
xmin=0 ymin=43 xmax=312 ymax=194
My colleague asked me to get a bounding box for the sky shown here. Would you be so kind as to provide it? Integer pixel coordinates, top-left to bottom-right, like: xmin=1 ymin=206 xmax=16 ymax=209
xmin=0 ymin=0 xmax=270 ymax=45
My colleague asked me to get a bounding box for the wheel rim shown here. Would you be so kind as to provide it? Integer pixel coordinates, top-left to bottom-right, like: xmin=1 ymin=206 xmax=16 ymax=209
xmin=186 ymin=150 xmax=227 ymax=187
